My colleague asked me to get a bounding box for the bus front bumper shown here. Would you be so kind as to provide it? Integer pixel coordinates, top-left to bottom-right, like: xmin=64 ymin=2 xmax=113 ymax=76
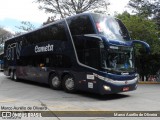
xmin=99 ymin=77 xmax=138 ymax=95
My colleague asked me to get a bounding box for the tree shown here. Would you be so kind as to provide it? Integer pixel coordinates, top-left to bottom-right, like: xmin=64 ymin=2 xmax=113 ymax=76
xmin=117 ymin=12 xmax=160 ymax=81
xmin=0 ymin=27 xmax=12 ymax=44
xmin=127 ymin=0 xmax=160 ymax=80
xmin=16 ymin=21 xmax=35 ymax=32
xmin=128 ymin=0 xmax=160 ymax=29
xmin=0 ymin=27 xmax=12 ymax=54
xmin=36 ymin=0 xmax=110 ymax=23
xmin=117 ymin=11 xmax=160 ymax=54
xmin=128 ymin=0 xmax=159 ymax=17
xmin=43 ymin=16 xmax=56 ymax=25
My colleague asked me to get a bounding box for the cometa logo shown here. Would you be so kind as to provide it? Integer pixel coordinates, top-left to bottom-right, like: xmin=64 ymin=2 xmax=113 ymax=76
xmin=35 ymin=44 xmax=54 ymax=53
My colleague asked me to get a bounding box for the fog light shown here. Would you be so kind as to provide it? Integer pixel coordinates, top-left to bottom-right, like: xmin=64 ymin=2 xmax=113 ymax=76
xmin=103 ymin=85 xmax=111 ymax=91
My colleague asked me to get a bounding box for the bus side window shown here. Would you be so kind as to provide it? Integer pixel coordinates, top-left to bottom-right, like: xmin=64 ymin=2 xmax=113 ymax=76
xmin=72 ymin=36 xmax=85 ymax=64
xmin=84 ymin=39 xmax=101 ymax=69
xmin=46 ymin=55 xmax=71 ymax=68
xmin=25 ymin=21 xmax=67 ymax=45
xmin=50 ymin=22 xmax=67 ymax=41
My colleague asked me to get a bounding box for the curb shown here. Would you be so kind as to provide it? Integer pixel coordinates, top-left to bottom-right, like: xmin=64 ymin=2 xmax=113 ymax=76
xmin=138 ymin=81 xmax=160 ymax=84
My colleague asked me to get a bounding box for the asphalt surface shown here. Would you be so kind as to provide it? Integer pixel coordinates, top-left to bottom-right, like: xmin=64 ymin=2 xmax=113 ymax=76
xmin=0 ymin=72 xmax=160 ymax=120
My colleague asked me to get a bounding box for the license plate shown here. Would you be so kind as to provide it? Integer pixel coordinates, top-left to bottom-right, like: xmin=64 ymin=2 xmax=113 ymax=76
xmin=123 ymin=87 xmax=129 ymax=91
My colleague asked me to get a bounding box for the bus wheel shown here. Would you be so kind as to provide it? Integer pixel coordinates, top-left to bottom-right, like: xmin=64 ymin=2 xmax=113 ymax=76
xmin=13 ymin=70 xmax=18 ymax=81
xmin=63 ymin=75 xmax=76 ymax=93
xmin=49 ymin=74 xmax=61 ymax=90
xmin=10 ymin=70 xmax=14 ymax=80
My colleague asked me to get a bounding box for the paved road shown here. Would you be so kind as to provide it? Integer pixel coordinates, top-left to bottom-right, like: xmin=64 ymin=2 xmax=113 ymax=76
xmin=0 ymin=72 xmax=160 ymax=120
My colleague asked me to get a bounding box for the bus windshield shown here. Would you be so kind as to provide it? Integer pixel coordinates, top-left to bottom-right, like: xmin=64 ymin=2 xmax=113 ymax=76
xmin=92 ymin=14 xmax=131 ymax=41
xmin=101 ymin=46 xmax=134 ymax=72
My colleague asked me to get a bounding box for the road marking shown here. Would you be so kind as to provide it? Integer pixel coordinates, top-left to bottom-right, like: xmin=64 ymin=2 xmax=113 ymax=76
xmin=47 ymin=105 xmax=107 ymax=111
xmin=0 ymin=99 xmax=16 ymax=103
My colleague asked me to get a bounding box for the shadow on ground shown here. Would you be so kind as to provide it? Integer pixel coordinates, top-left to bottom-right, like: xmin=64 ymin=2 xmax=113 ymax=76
xmin=7 ymin=77 xmax=130 ymax=101
xmin=76 ymin=91 xmax=130 ymax=101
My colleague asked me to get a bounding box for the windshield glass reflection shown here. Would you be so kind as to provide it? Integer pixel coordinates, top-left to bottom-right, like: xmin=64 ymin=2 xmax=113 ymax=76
xmin=101 ymin=47 xmax=134 ymax=72
xmin=93 ymin=14 xmax=131 ymax=41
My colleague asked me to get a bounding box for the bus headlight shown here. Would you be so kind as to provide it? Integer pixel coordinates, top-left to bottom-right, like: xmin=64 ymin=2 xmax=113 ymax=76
xmin=103 ymin=85 xmax=111 ymax=91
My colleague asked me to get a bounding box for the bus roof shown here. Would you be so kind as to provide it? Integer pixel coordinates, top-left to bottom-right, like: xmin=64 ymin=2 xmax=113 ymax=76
xmin=5 ymin=12 xmax=114 ymax=43
xmin=5 ymin=13 xmax=92 ymax=41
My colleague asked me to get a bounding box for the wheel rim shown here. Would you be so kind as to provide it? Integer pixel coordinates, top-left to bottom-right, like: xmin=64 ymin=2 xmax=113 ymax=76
xmin=52 ymin=76 xmax=60 ymax=87
xmin=65 ymin=78 xmax=74 ymax=90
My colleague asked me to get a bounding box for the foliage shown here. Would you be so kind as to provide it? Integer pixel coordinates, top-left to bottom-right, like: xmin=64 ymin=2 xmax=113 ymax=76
xmin=117 ymin=12 xmax=160 ymax=54
xmin=117 ymin=12 xmax=160 ymax=80
xmin=126 ymin=0 xmax=160 ymax=80
xmin=128 ymin=0 xmax=160 ymax=29
xmin=0 ymin=27 xmax=12 ymax=54
xmin=16 ymin=21 xmax=35 ymax=32
xmin=35 ymin=0 xmax=110 ymax=24
xmin=128 ymin=0 xmax=159 ymax=17
xmin=136 ymin=54 xmax=160 ymax=81
xmin=43 ymin=16 xmax=56 ymax=25
xmin=0 ymin=27 xmax=12 ymax=44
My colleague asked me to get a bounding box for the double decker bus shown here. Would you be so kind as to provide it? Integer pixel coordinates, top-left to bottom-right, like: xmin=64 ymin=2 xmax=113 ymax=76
xmin=3 ymin=13 xmax=150 ymax=95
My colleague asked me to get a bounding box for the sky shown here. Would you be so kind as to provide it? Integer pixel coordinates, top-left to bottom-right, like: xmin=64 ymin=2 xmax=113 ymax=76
xmin=0 ymin=0 xmax=130 ymax=33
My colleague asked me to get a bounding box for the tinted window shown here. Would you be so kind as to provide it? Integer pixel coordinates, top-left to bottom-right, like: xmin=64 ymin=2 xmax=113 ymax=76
xmin=47 ymin=54 xmax=72 ymax=68
xmin=67 ymin=15 xmax=95 ymax=35
xmin=84 ymin=39 xmax=101 ymax=69
xmin=17 ymin=54 xmax=72 ymax=68
xmin=24 ymin=21 xmax=67 ymax=45
xmin=73 ymin=36 xmax=101 ymax=69
xmin=92 ymin=14 xmax=130 ymax=41
xmin=73 ymin=36 xmax=85 ymax=64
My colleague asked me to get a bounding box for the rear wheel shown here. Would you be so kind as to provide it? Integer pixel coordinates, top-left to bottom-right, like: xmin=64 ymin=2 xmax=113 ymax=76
xmin=10 ymin=70 xmax=14 ymax=80
xmin=49 ymin=74 xmax=61 ymax=90
xmin=63 ymin=75 xmax=76 ymax=93
xmin=13 ymin=70 xmax=18 ymax=81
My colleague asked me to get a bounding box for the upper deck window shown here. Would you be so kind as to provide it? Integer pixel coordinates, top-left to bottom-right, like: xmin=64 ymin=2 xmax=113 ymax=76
xmin=92 ymin=14 xmax=131 ymax=41
xmin=24 ymin=21 xmax=67 ymax=45
xmin=67 ymin=15 xmax=95 ymax=35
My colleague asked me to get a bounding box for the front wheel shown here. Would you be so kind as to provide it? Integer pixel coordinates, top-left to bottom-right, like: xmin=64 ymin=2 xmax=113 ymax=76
xmin=63 ymin=75 xmax=76 ymax=93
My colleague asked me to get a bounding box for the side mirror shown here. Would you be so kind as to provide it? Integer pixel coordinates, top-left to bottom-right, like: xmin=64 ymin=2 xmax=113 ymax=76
xmin=132 ymin=40 xmax=150 ymax=54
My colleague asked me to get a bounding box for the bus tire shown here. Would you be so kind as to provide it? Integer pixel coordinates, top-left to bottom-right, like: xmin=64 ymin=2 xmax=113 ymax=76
xmin=62 ymin=75 xmax=76 ymax=93
xmin=10 ymin=70 xmax=14 ymax=80
xmin=49 ymin=74 xmax=61 ymax=90
xmin=13 ymin=70 xmax=18 ymax=82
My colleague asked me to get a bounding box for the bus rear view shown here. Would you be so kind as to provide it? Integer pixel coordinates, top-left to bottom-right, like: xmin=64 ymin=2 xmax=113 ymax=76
xmin=3 ymin=13 xmax=150 ymax=95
